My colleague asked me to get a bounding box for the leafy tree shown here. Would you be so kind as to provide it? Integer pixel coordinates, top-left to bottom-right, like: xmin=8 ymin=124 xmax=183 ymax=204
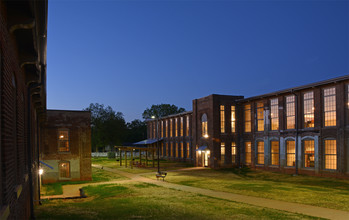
xmin=142 ymin=104 xmax=185 ymax=119
xmin=125 ymin=119 xmax=147 ymax=143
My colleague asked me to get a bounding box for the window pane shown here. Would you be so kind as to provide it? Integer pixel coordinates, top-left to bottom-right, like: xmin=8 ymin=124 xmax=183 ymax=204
xmin=286 ymin=140 xmax=296 ymax=167
xmin=221 ymin=142 xmax=225 ymax=163
xmin=245 ymin=142 xmax=251 ymax=164
xmin=304 ymin=92 xmax=314 ymax=128
xmin=257 ymin=141 xmax=264 ymax=165
xmin=256 ymin=103 xmax=264 ymax=131
xmin=271 ymin=141 xmax=279 ymax=166
xmin=286 ymin=95 xmax=295 ymax=129
xmin=231 ymin=106 xmax=236 ymax=133
xmin=324 ymin=140 xmax=336 ymax=170
xmin=58 ymin=130 xmax=69 ymax=152
xmin=220 ymin=105 xmax=225 ymax=133
xmin=231 ymin=142 xmax=236 ymax=164
xmin=270 ymin=99 xmax=279 ymax=130
xmin=304 ymin=140 xmax=314 ymax=168
xmin=59 ymin=162 xmax=70 ymax=178
xmin=244 ymin=105 xmax=251 ymax=132
xmin=324 ymin=88 xmax=336 ymax=127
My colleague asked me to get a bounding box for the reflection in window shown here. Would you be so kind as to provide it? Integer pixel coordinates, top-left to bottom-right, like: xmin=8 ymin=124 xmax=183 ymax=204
xmin=304 ymin=140 xmax=315 ymax=168
xmin=304 ymin=92 xmax=314 ymax=128
xmin=59 ymin=161 xmax=70 ymax=178
xmin=324 ymin=140 xmax=336 ymax=170
xmin=231 ymin=106 xmax=236 ymax=133
xmin=202 ymin=114 xmax=208 ymax=137
xmin=165 ymin=120 xmax=168 ymax=137
xmin=170 ymin=119 xmax=173 ymax=137
xmin=180 ymin=117 xmax=184 ymax=136
xmin=221 ymin=142 xmax=225 ymax=163
xmin=231 ymin=142 xmax=236 ymax=164
xmin=161 ymin=121 xmax=163 ymax=138
xmin=271 ymin=141 xmax=279 ymax=166
xmin=257 ymin=141 xmax=264 ymax=165
xmin=58 ymin=130 xmax=69 ymax=152
xmin=244 ymin=105 xmax=251 ymax=132
xmin=270 ymin=98 xmax=279 ymax=130
xmin=286 ymin=140 xmax=295 ymax=167
xmin=175 ymin=118 xmax=178 ymax=137
xmin=324 ymin=88 xmax=336 ymax=127
xmin=176 ymin=142 xmax=179 ymax=157
xmin=245 ymin=142 xmax=251 ymax=164
xmin=286 ymin=96 xmax=295 ymax=129
xmin=181 ymin=142 xmax=184 ymax=158
xmin=186 ymin=116 xmax=190 ymax=136
xmin=220 ymin=105 xmax=225 ymax=133
xmin=256 ymin=103 xmax=264 ymax=131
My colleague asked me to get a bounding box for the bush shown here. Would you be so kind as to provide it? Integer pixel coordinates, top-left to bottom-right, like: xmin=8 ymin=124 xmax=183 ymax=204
xmin=107 ymin=152 xmax=116 ymax=159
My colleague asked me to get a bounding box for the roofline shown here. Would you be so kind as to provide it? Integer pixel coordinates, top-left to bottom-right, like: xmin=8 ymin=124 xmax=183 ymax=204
xmin=146 ymin=110 xmax=193 ymax=122
xmin=238 ymin=74 xmax=349 ymax=102
xmin=47 ymin=109 xmax=91 ymax=113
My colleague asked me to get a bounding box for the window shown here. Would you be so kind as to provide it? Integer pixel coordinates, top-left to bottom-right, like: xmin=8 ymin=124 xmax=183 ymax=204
xmin=170 ymin=119 xmax=173 ymax=137
xmin=304 ymin=92 xmax=314 ymax=128
xmin=231 ymin=142 xmax=236 ymax=164
xmin=186 ymin=142 xmax=190 ymax=158
xmin=161 ymin=143 xmax=164 ymax=156
xmin=270 ymin=98 xmax=279 ymax=130
xmin=256 ymin=103 xmax=264 ymax=131
xmin=324 ymin=87 xmax=336 ymax=127
xmin=202 ymin=114 xmax=208 ymax=137
xmin=59 ymin=161 xmax=70 ymax=178
xmin=175 ymin=118 xmax=178 ymax=137
xmin=324 ymin=140 xmax=337 ymax=170
xmin=245 ymin=142 xmax=251 ymax=164
xmin=244 ymin=105 xmax=251 ymax=132
xmin=231 ymin=106 xmax=236 ymax=133
xmin=58 ymin=130 xmax=69 ymax=152
xmin=221 ymin=142 xmax=225 ymax=163
xmin=180 ymin=117 xmax=184 ymax=136
xmin=286 ymin=140 xmax=296 ymax=167
xmin=186 ymin=116 xmax=190 ymax=136
xmin=257 ymin=141 xmax=264 ymax=165
xmin=286 ymin=95 xmax=295 ymax=129
xmin=181 ymin=142 xmax=184 ymax=158
xmin=170 ymin=142 xmax=173 ymax=157
xmin=165 ymin=120 xmax=168 ymax=137
xmin=220 ymin=105 xmax=225 ymax=133
xmin=304 ymin=140 xmax=315 ymax=168
xmin=161 ymin=121 xmax=163 ymax=138
xmin=271 ymin=141 xmax=279 ymax=166
xmin=176 ymin=143 xmax=179 ymax=157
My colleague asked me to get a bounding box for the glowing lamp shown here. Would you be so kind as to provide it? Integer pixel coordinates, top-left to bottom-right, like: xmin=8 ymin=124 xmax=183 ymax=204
xmin=39 ymin=168 xmax=44 ymax=175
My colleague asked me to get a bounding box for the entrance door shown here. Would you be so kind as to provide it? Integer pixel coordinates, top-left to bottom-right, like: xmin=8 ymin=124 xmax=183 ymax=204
xmin=204 ymin=150 xmax=210 ymax=167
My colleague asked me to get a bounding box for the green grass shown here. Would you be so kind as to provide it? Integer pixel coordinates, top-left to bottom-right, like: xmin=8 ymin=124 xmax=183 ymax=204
xmin=144 ymin=168 xmax=349 ymax=211
xmin=41 ymin=167 xmax=128 ymax=196
xmin=35 ymin=182 xmax=322 ymax=220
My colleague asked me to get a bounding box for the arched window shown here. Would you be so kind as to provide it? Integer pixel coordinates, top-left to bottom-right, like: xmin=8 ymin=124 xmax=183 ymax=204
xmin=201 ymin=114 xmax=208 ymax=137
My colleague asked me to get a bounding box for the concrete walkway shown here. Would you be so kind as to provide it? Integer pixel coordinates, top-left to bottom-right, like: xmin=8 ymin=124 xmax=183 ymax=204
xmin=43 ymin=164 xmax=349 ymax=220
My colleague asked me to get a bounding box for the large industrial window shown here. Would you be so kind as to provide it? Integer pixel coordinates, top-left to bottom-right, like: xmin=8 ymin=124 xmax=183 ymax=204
xmin=286 ymin=140 xmax=296 ymax=167
xmin=186 ymin=116 xmax=190 ymax=136
xmin=270 ymin=98 xmax=279 ymax=130
xmin=58 ymin=130 xmax=69 ymax=152
xmin=231 ymin=106 xmax=236 ymax=133
xmin=324 ymin=140 xmax=337 ymax=170
xmin=220 ymin=105 xmax=225 ymax=133
xmin=245 ymin=142 xmax=251 ymax=164
xmin=286 ymin=95 xmax=295 ymax=129
xmin=324 ymin=87 xmax=336 ymax=127
xmin=221 ymin=142 xmax=225 ymax=163
xmin=256 ymin=103 xmax=264 ymax=131
xmin=231 ymin=142 xmax=236 ymax=164
xmin=181 ymin=142 xmax=184 ymax=158
xmin=304 ymin=92 xmax=314 ymax=128
xmin=170 ymin=119 xmax=173 ymax=137
xmin=175 ymin=143 xmax=179 ymax=157
xmin=271 ymin=141 xmax=279 ymax=166
xmin=304 ymin=140 xmax=315 ymax=168
xmin=244 ymin=105 xmax=251 ymax=132
xmin=186 ymin=142 xmax=190 ymax=158
xmin=59 ymin=161 xmax=70 ymax=178
xmin=257 ymin=141 xmax=264 ymax=165
xmin=180 ymin=117 xmax=184 ymax=136
xmin=175 ymin=118 xmax=178 ymax=137
xmin=202 ymin=114 xmax=208 ymax=137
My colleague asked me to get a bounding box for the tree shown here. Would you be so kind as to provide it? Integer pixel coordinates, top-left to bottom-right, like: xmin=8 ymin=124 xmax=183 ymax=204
xmin=142 ymin=104 xmax=185 ymax=119
xmin=84 ymin=103 xmax=126 ymax=152
xmin=125 ymin=119 xmax=147 ymax=143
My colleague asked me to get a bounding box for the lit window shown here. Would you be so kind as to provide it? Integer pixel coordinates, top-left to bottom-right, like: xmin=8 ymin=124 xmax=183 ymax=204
xmin=286 ymin=96 xmax=295 ymax=129
xmin=175 ymin=142 xmax=179 ymax=157
xmin=59 ymin=161 xmax=70 ymax=178
xmin=180 ymin=117 xmax=184 ymax=136
xmin=186 ymin=142 xmax=190 ymax=158
xmin=245 ymin=142 xmax=251 ymax=164
xmin=181 ymin=142 xmax=184 ymax=158
xmin=161 ymin=121 xmax=163 ymax=138
xmin=324 ymin=88 xmax=336 ymax=127
xmin=324 ymin=140 xmax=337 ymax=170
xmin=220 ymin=105 xmax=225 ymax=133
xmin=186 ymin=116 xmax=190 ymax=136
xmin=170 ymin=119 xmax=173 ymax=137
xmin=257 ymin=141 xmax=264 ymax=165
xmin=231 ymin=142 xmax=236 ymax=164
xmin=175 ymin=118 xmax=178 ymax=137
xmin=170 ymin=142 xmax=173 ymax=157
xmin=271 ymin=141 xmax=279 ymax=166
xmin=304 ymin=140 xmax=315 ymax=168
xmin=231 ymin=106 xmax=236 ymax=133
xmin=202 ymin=114 xmax=208 ymax=137
xmin=304 ymin=92 xmax=314 ymax=128
xmin=165 ymin=120 xmax=168 ymax=137
xmin=270 ymin=98 xmax=279 ymax=130
xmin=286 ymin=140 xmax=295 ymax=167
xmin=221 ymin=142 xmax=225 ymax=163
xmin=58 ymin=130 xmax=69 ymax=152
xmin=244 ymin=105 xmax=251 ymax=132
xmin=256 ymin=103 xmax=264 ymax=131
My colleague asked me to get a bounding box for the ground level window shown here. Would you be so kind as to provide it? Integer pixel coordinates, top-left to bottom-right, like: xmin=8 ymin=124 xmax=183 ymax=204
xmin=180 ymin=142 xmax=184 ymax=158
xmin=286 ymin=140 xmax=295 ymax=167
xmin=245 ymin=142 xmax=251 ymax=164
xmin=59 ymin=161 xmax=70 ymax=178
xmin=304 ymin=140 xmax=315 ymax=168
xmin=324 ymin=140 xmax=337 ymax=170
xmin=170 ymin=143 xmax=173 ymax=157
xmin=186 ymin=142 xmax=190 ymax=158
xmin=271 ymin=141 xmax=279 ymax=166
xmin=257 ymin=141 xmax=264 ymax=165
xmin=221 ymin=142 xmax=225 ymax=164
xmin=231 ymin=142 xmax=236 ymax=164
xmin=176 ymin=143 xmax=179 ymax=157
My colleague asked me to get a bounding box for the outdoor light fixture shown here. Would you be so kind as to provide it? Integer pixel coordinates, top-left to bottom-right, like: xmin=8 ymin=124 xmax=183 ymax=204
xmin=39 ymin=168 xmax=44 ymax=175
xmin=204 ymin=134 xmax=209 ymax=138
xmin=60 ymin=135 xmax=64 ymax=139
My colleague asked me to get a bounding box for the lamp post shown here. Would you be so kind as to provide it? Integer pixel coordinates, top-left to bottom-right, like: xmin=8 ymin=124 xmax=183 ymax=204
xmin=151 ymin=116 xmax=160 ymax=173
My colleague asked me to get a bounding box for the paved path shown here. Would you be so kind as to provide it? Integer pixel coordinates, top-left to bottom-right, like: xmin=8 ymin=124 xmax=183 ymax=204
xmin=43 ymin=165 xmax=349 ymax=220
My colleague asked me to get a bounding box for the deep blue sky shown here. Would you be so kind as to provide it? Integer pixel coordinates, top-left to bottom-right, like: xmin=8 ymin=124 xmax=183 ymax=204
xmin=47 ymin=0 xmax=349 ymax=122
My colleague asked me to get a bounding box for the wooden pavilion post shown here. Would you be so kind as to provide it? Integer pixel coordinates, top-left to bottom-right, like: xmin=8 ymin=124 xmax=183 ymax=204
xmin=152 ymin=147 xmax=155 ymax=168
xmin=131 ymin=148 xmax=133 ymax=169
xmin=119 ymin=148 xmax=122 ymax=166
xmin=140 ymin=149 xmax=142 ymax=165
xmin=146 ymin=148 xmax=148 ymax=166
xmin=125 ymin=149 xmax=127 ymax=167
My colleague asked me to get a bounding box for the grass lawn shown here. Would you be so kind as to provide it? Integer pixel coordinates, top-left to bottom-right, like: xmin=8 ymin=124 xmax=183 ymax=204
xmin=144 ymin=167 xmax=349 ymax=211
xmin=92 ymin=157 xmax=194 ymax=174
xmin=41 ymin=167 xmax=128 ymax=196
xmin=35 ymin=182 xmax=322 ymax=220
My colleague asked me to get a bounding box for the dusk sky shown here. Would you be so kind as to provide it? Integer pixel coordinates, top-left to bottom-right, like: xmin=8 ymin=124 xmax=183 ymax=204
xmin=47 ymin=0 xmax=349 ymax=122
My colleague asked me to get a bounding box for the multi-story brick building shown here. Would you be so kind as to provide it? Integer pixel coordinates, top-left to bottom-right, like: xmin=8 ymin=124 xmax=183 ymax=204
xmin=40 ymin=110 xmax=92 ymax=184
xmin=147 ymin=75 xmax=349 ymax=178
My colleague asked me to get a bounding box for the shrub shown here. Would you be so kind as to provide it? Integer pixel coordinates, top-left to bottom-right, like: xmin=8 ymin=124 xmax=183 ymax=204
xmin=107 ymin=152 xmax=116 ymax=159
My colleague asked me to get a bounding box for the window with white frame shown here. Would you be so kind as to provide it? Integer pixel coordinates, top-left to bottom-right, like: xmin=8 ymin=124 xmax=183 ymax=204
xmin=304 ymin=140 xmax=315 ymax=168
xmin=270 ymin=98 xmax=279 ymax=130
xmin=324 ymin=87 xmax=336 ymax=127
xmin=202 ymin=114 xmax=208 ymax=137
xmin=256 ymin=103 xmax=264 ymax=131
xmin=231 ymin=106 xmax=236 ymax=133
xmin=286 ymin=95 xmax=295 ymax=129
xmin=286 ymin=140 xmax=296 ymax=167
xmin=304 ymin=92 xmax=314 ymax=128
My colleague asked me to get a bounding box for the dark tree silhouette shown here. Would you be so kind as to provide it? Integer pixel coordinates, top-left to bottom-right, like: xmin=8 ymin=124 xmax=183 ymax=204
xmin=142 ymin=104 xmax=185 ymax=119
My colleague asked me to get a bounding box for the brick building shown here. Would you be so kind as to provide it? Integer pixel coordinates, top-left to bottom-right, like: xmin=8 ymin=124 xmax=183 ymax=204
xmin=0 ymin=0 xmax=48 ymax=219
xmin=147 ymin=75 xmax=349 ymax=178
xmin=40 ymin=110 xmax=92 ymax=184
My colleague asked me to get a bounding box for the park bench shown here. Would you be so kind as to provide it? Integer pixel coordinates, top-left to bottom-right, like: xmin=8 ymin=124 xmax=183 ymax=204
xmin=156 ymin=172 xmax=167 ymax=181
